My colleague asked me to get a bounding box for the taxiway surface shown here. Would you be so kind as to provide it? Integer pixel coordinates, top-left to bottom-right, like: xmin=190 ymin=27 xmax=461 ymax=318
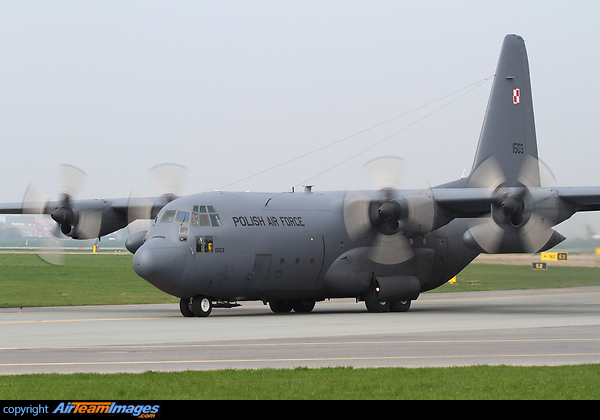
xmin=1 ymin=286 xmax=600 ymax=374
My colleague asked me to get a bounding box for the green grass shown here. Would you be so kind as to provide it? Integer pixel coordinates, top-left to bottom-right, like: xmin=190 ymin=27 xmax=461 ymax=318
xmin=0 ymin=253 xmax=177 ymax=308
xmin=435 ymin=263 xmax=600 ymax=293
xmin=1 ymin=365 xmax=599 ymax=399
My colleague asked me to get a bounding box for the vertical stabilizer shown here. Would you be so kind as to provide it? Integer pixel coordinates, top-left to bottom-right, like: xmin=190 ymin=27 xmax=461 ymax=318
xmin=469 ymin=34 xmax=540 ymax=188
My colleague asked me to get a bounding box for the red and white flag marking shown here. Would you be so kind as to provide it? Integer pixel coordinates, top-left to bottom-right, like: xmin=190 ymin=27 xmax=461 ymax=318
xmin=513 ymin=88 xmax=520 ymax=104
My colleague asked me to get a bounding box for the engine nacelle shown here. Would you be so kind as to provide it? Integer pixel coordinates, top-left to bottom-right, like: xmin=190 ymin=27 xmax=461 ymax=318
xmin=52 ymin=201 xmax=129 ymax=239
xmin=323 ymin=247 xmax=375 ymax=297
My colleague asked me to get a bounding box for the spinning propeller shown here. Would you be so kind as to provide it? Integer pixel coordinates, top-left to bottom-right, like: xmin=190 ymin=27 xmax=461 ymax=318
xmin=343 ymin=157 xmax=436 ymax=265
xmin=125 ymin=163 xmax=189 ymax=253
xmin=49 ymin=164 xmax=102 ymax=239
xmin=127 ymin=162 xmax=189 ymax=227
xmin=463 ymin=155 xmax=564 ymax=253
xmin=21 ymin=164 xmax=96 ymax=264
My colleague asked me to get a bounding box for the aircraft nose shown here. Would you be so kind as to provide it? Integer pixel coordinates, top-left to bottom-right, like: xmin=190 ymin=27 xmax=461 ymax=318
xmin=133 ymin=237 xmax=186 ymax=295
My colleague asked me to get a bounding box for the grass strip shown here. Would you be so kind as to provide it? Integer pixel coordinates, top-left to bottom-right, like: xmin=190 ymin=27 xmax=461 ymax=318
xmin=1 ymin=365 xmax=599 ymax=400
xmin=436 ymin=263 xmax=600 ymax=293
xmin=0 ymin=253 xmax=177 ymax=308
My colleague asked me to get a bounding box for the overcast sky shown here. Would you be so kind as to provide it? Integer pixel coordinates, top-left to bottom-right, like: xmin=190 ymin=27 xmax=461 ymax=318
xmin=1 ymin=1 xmax=599 ymax=236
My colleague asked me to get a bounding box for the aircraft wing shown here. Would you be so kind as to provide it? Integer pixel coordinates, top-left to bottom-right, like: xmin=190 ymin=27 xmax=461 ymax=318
xmin=432 ymin=188 xmax=495 ymax=217
xmin=0 ymin=196 xmax=174 ymax=239
xmin=433 ymin=186 xmax=600 ymax=216
xmin=554 ymin=187 xmax=600 ymax=211
xmin=0 ymin=202 xmax=29 ymax=214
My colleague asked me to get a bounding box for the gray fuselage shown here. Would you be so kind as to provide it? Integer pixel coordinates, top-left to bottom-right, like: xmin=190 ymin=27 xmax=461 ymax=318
xmin=132 ymin=190 xmax=478 ymax=303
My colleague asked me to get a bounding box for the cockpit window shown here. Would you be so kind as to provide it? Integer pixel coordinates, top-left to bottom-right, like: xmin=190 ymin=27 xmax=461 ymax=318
xmin=157 ymin=206 xmax=221 ymax=227
xmin=209 ymin=214 xmax=222 ymax=227
xmin=192 ymin=205 xmax=221 ymax=227
xmin=157 ymin=210 xmax=176 ymax=223
xmin=176 ymin=211 xmax=190 ymax=224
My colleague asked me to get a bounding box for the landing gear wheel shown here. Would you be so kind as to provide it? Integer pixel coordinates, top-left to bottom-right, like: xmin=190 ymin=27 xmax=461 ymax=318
xmin=269 ymin=300 xmax=293 ymax=313
xmin=389 ymin=300 xmax=411 ymax=312
xmin=191 ymin=295 xmax=213 ymax=317
xmin=179 ymin=298 xmax=195 ymax=317
xmin=364 ymin=290 xmax=390 ymax=313
xmin=291 ymin=300 xmax=316 ymax=313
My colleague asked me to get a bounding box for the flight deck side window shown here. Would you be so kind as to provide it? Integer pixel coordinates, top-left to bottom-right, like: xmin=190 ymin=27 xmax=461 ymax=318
xmin=204 ymin=236 xmax=213 ymax=252
xmin=195 ymin=236 xmax=214 ymax=253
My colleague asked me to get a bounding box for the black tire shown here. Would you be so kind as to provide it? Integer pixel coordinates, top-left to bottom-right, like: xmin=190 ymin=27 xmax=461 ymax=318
xmin=364 ymin=289 xmax=390 ymax=313
xmin=291 ymin=300 xmax=316 ymax=313
xmin=268 ymin=300 xmax=293 ymax=313
xmin=389 ymin=300 xmax=411 ymax=312
xmin=191 ymin=295 xmax=213 ymax=317
xmin=179 ymin=298 xmax=195 ymax=317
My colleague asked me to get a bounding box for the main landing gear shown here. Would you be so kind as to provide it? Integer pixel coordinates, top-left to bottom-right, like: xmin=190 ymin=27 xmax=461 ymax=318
xmin=179 ymin=295 xmax=410 ymax=317
xmin=364 ymin=298 xmax=411 ymax=313
xmin=180 ymin=296 xmax=212 ymax=317
xmin=363 ymin=288 xmax=412 ymax=313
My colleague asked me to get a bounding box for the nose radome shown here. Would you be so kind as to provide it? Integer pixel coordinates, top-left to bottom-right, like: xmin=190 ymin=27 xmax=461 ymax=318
xmin=133 ymin=238 xmax=186 ymax=296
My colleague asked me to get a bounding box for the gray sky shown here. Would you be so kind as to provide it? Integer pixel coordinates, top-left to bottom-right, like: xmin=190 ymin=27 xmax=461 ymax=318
xmin=1 ymin=1 xmax=600 ymax=236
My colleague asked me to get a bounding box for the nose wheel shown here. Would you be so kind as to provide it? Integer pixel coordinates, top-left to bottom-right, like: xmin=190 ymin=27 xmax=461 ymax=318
xmin=179 ymin=296 xmax=213 ymax=317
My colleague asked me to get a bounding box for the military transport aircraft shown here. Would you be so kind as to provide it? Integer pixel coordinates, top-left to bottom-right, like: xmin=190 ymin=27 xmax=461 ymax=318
xmin=3 ymin=34 xmax=600 ymax=317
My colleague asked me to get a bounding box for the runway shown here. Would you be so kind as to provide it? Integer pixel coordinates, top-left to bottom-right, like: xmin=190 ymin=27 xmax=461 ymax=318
xmin=1 ymin=286 xmax=600 ymax=374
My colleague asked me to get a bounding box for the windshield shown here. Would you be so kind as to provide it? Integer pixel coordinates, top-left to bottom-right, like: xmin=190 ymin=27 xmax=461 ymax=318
xmin=156 ymin=206 xmax=221 ymax=227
